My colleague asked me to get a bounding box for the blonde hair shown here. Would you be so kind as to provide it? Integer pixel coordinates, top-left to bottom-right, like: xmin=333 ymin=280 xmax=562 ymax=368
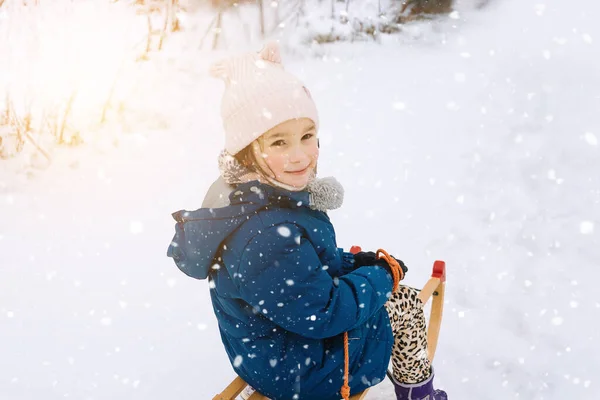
xmin=234 ymin=139 xmax=274 ymax=179
xmin=234 ymin=144 xmax=255 ymax=170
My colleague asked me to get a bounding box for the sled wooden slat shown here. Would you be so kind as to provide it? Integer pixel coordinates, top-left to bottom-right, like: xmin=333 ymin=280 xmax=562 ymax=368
xmin=247 ymin=391 xmax=269 ymax=400
xmin=212 ymin=376 xmax=246 ymax=400
xmin=417 ymin=260 xmax=446 ymax=363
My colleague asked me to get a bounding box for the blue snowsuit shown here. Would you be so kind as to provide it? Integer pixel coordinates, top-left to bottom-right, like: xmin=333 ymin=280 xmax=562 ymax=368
xmin=167 ymin=181 xmax=394 ymax=400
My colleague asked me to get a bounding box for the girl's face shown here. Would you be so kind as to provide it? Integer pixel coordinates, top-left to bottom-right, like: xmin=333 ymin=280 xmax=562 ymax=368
xmin=259 ymin=118 xmax=319 ymax=189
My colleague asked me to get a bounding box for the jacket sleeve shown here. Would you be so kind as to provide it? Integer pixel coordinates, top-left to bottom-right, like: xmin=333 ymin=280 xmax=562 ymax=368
xmin=230 ymin=223 xmax=393 ymax=339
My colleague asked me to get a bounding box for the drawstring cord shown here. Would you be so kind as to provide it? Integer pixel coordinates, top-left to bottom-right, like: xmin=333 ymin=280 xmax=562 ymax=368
xmin=340 ymin=248 xmax=405 ymax=400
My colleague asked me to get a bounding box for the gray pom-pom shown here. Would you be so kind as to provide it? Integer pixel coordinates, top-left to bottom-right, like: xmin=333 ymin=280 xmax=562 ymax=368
xmin=307 ymin=177 xmax=344 ymax=212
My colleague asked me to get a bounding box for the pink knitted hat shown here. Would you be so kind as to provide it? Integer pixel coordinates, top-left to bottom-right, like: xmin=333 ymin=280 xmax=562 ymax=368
xmin=210 ymin=42 xmax=319 ymax=155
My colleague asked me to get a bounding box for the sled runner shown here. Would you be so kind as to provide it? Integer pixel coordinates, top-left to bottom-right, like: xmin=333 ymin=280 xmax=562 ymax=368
xmin=213 ymin=259 xmax=446 ymax=400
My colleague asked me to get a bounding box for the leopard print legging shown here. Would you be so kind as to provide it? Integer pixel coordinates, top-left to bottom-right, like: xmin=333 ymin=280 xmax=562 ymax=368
xmin=384 ymin=285 xmax=432 ymax=384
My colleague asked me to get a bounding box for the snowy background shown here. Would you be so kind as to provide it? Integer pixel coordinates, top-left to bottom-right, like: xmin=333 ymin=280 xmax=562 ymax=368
xmin=1 ymin=0 xmax=599 ymax=399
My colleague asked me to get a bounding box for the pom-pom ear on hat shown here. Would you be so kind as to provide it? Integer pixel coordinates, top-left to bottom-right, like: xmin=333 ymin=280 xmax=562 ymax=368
xmin=210 ymin=41 xmax=281 ymax=84
xmin=258 ymin=41 xmax=282 ymax=64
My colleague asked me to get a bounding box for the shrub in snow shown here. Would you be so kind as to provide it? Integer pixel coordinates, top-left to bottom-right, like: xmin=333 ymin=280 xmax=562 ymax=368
xmin=0 ymin=0 xmax=147 ymax=166
xmin=394 ymin=0 xmax=454 ymax=23
xmin=276 ymin=0 xmax=460 ymax=45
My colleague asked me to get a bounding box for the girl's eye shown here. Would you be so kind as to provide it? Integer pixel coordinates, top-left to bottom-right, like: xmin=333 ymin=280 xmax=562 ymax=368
xmin=271 ymin=140 xmax=285 ymax=147
xmin=302 ymin=133 xmax=315 ymax=140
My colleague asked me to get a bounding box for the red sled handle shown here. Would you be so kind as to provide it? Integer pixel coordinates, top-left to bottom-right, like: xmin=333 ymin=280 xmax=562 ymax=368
xmin=349 ymin=245 xmax=362 ymax=254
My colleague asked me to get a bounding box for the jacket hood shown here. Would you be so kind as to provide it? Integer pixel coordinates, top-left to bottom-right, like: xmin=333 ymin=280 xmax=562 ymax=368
xmin=167 ymin=181 xmax=310 ymax=280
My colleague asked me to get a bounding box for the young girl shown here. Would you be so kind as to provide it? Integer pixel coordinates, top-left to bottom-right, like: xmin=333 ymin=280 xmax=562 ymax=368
xmin=167 ymin=42 xmax=447 ymax=400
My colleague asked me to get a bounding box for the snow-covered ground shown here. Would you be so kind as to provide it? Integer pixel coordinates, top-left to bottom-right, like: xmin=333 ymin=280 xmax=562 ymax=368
xmin=1 ymin=0 xmax=599 ymax=399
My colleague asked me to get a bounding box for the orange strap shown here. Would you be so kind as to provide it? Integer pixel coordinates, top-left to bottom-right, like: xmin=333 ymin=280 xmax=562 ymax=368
xmin=340 ymin=248 xmax=404 ymax=400
xmin=340 ymin=333 xmax=351 ymax=399
xmin=375 ymin=248 xmax=404 ymax=291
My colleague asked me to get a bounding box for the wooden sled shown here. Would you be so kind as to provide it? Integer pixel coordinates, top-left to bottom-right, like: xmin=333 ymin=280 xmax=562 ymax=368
xmin=213 ymin=260 xmax=447 ymax=400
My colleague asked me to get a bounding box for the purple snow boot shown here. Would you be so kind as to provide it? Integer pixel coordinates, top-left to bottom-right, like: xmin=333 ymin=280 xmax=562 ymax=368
xmin=391 ymin=368 xmax=448 ymax=400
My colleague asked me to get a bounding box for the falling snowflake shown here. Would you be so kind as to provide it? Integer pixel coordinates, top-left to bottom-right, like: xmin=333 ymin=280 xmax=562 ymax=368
xmin=582 ymin=33 xmax=593 ymax=44
xmin=454 ymin=73 xmax=466 ymax=83
xmin=233 ymin=355 xmax=243 ymax=367
xmin=130 ymin=221 xmax=143 ymax=234
xmin=580 ymin=221 xmax=594 ymax=234
xmin=446 ymin=101 xmax=460 ymax=111
xmin=583 ymin=132 xmax=597 ymax=146
xmin=542 ymin=50 xmax=551 ymax=60
xmin=392 ymin=102 xmax=406 ymax=111
xmin=277 ymin=226 xmax=291 ymax=237
xmin=534 ymin=4 xmax=546 ymax=16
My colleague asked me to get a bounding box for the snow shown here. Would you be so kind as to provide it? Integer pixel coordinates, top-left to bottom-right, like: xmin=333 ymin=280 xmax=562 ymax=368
xmin=277 ymin=226 xmax=292 ymax=237
xmin=234 ymin=355 xmax=244 ymax=368
xmin=1 ymin=0 xmax=599 ymax=399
